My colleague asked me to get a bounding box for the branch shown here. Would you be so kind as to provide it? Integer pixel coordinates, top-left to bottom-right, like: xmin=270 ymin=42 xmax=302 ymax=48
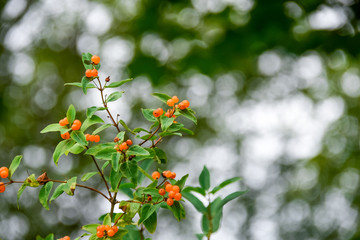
xmin=139 ymin=123 xmax=161 ymax=146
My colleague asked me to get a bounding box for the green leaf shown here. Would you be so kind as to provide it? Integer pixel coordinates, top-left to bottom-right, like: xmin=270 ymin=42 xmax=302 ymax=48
xmin=143 ymin=211 xmax=157 ymax=233
xmin=85 ymin=143 xmax=115 ymax=155
xmin=166 ymin=201 xmax=186 ymax=221
xmin=82 ymin=224 xmax=100 ymax=235
xmin=196 ymin=233 xmax=206 ymax=240
xmin=40 ymin=123 xmax=69 ymax=134
xmin=153 ymin=147 xmax=167 ymax=164
xmin=220 ymin=191 xmax=247 ymax=207
xmin=167 ymin=123 xmax=184 ymax=132
xmin=127 ymin=145 xmax=150 ymax=156
xmin=201 ymin=214 xmax=210 ymax=234
xmin=103 ymin=213 xmax=112 ymax=226
xmin=39 ymin=182 xmax=53 ymax=210
xmin=95 ymin=148 xmax=117 ymax=160
xmin=120 ymin=161 xmax=138 ymax=185
xmin=106 ymin=91 xmax=124 ymax=103
xmin=17 ymin=184 xmax=26 ymax=208
xmin=64 ymin=82 xmax=96 ymax=88
xmin=182 ymin=192 xmax=207 ymax=213
xmin=71 ymin=131 xmax=88 ymax=146
xmin=64 ymin=177 xmax=77 ymax=196
xmin=102 ymin=161 xmax=110 ymax=171
xmin=141 ymin=109 xmax=157 ymax=122
xmin=151 ymin=93 xmax=171 ymax=104
xmin=160 ymin=115 xmax=174 ymax=131
xmin=119 ymin=120 xmax=136 ymax=135
xmin=82 ymin=52 xmax=93 ymax=69
xmin=180 ymin=127 xmax=194 ymax=135
xmin=66 ymin=143 xmax=86 ymax=155
xmin=178 ymin=108 xmax=197 ymax=124
xmin=158 ymin=132 xmax=182 ymax=137
xmin=199 ymin=166 xmax=210 ymax=191
xmin=81 ymin=115 xmax=104 ymax=132
xmin=17 ymin=174 xmax=40 ymax=208
xmin=9 ymin=155 xmax=22 ymax=178
xmin=66 ymin=104 xmax=76 ymax=125
xmin=87 ymin=106 xmax=107 ymax=118
xmin=123 ymin=225 xmax=141 ymax=240
xmin=53 ymin=139 xmax=76 ymax=165
xmin=36 ymin=233 xmax=54 ymax=240
xmin=105 ymin=78 xmax=133 ymax=88
xmin=182 ymin=186 xmax=206 ymax=196
xmin=138 ymin=204 xmax=160 ymax=224
xmin=112 ymin=152 xmax=121 ymax=172
xmin=81 ymin=172 xmax=99 ymax=182
xmin=50 ymin=183 xmax=66 ymax=202
xmin=210 ymin=177 xmax=242 ymax=194
xmin=175 ymin=174 xmax=189 ymax=190
xmin=110 ymin=168 xmax=122 ymax=192
xmin=133 ymin=128 xmax=150 ymax=133
xmin=81 ymin=76 xmax=89 ymax=94
xmin=92 ymin=123 xmax=112 ymax=135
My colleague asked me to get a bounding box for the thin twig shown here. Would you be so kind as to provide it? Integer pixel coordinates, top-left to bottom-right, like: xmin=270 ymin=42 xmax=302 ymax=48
xmin=139 ymin=123 xmax=161 ymax=146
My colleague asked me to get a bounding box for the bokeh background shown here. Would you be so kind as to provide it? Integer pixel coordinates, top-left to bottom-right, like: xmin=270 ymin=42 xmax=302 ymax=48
xmin=1 ymin=0 xmax=360 ymax=239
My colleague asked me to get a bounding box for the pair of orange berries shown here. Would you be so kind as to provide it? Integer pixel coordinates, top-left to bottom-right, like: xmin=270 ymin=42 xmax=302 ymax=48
xmin=96 ymin=225 xmax=118 ymax=238
xmin=166 ymin=96 xmax=179 ymax=107
xmin=178 ymin=100 xmax=190 ymax=110
xmin=114 ymin=139 xmax=133 ymax=152
xmin=85 ymin=134 xmax=100 ymax=143
xmin=85 ymin=55 xmax=100 ymax=77
xmin=59 ymin=117 xmax=69 ymax=126
xmin=59 ymin=236 xmax=70 ymax=240
xmin=151 ymin=170 xmax=176 ymax=180
xmin=0 ymin=167 xmax=9 ymax=179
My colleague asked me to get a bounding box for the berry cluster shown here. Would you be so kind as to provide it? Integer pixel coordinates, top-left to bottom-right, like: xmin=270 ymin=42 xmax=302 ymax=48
xmin=85 ymin=134 xmax=100 ymax=143
xmin=58 ymin=117 xmax=83 ymax=140
xmin=59 ymin=236 xmax=70 ymax=240
xmin=96 ymin=225 xmax=118 ymax=238
xmin=152 ymin=96 xmax=190 ymax=119
xmin=152 ymin=171 xmax=182 ymax=206
xmin=0 ymin=167 xmax=8 ymax=193
xmin=114 ymin=138 xmax=133 ymax=152
xmin=85 ymin=55 xmax=100 ymax=78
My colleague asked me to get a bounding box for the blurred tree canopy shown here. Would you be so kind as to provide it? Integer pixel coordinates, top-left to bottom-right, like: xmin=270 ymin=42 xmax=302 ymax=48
xmin=1 ymin=0 xmax=360 ymax=239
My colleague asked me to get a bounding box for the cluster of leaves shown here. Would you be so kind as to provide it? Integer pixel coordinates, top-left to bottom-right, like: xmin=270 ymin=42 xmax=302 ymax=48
xmin=2 ymin=53 xmax=245 ymax=240
xmin=183 ymin=166 xmax=246 ymax=240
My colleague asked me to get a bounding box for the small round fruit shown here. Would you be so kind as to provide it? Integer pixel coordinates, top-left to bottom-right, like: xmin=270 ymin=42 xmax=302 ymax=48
xmin=112 ymin=225 xmax=118 ymax=233
xmin=96 ymin=231 xmax=104 ymax=238
xmin=126 ymin=139 xmax=133 ymax=145
xmin=164 ymin=181 xmax=170 ymax=186
xmin=172 ymin=185 xmax=180 ymax=193
xmin=91 ymin=69 xmax=98 ymax=77
xmin=0 ymin=182 xmax=5 ymax=193
xmin=85 ymin=134 xmax=91 ymax=141
xmin=178 ymin=102 xmax=186 ymax=110
xmin=167 ymin=99 xmax=175 ymax=107
xmin=164 ymin=171 xmax=172 ymax=179
xmin=97 ymin=225 xmax=105 ymax=232
xmin=182 ymin=100 xmax=190 ymax=108
xmin=71 ymin=120 xmax=81 ymax=131
xmin=89 ymin=135 xmax=96 ymax=142
xmin=63 ymin=118 xmax=69 ymax=125
xmin=165 ymin=184 xmax=173 ymax=192
xmin=61 ymin=132 xmax=70 ymax=140
xmin=172 ymin=96 xmax=179 ymax=103
xmin=152 ymin=171 xmax=161 ymax=180
xmin=59 ymin=119 xmax=66 ymax=126
xmin=91 ymin=55 xmax=101 ymax=65
xmin=170 ymin=172 xmax=176 ymax=179
xmin=119 ymin=142 xmax=128 ymax=151
xmin=94 ymin=135 xmax=100 ymax=143
xmin=107 ymin=229 xmax=115 ymax=237
xmin=85 ymin=69 xmax=92 ymax=78
xmin=174 ymin=193 xmax=182 ymax=201
xmin=153 ymin=108 xmax=164 ymax=118
xmin=167 ymin=198 xmax=174 ymax=206
xmin=0 ymin=167 xmax=9 ymax=178
xmin=159 ymin=188 xmax=166 ymax=196
xmin=63 ymin=236 xmax=70 ymax=240
xmin=168 ymin=191 xmax=175 ymax=199
xmin=114 ymin=137 xmax=120 ymax=142
xmin=104 ymin=225 xmax=111 ymax=231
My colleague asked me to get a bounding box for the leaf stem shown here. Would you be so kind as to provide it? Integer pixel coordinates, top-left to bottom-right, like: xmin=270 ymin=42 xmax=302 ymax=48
xmin=137 ymin=165 xmax=154 ymax=181
xmin=139 ymin=122 xmax=161 ymax=146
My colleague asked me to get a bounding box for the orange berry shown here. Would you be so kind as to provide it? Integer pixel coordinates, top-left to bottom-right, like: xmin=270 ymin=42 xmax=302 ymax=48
xmin=174 ymin=193 xmax=182 ymax=201
xmin=59 ymin=119 xmax=65 ymax=126
xmin=119 ymin=142 xmax=128 ymax=151
xmin=85 ymin=69 xmax=92 ymax=78
xmin=63 ymin=117 xmax=69 ymax=125
xmin=167 ymin=198 xmax=174 ymax=206
xmin=91 ymin=55 xmax=100 ymax=65
xmin=114 ymin=137 xmax=120 ymax=142
xmin=104 ymin=225 xmax=111 ymax=231
xmin=63 ymin=236 xmax=70 ymax=240
xmin=126 ymin=139 xmax=133 ymax=145
xmin=165 ymin=111 xmax=171 ymax=118
xmin=94 ymin=135 xmax=100 ymax=143
xmin=165 ymin=184 xmax=173 ymax=192
xmin=164 ymin=181 xmax=170 ymax=186
xmin=71 ymin=120 xmax=81 ymax=131
xmin=0 ymin=167 xmax=9 ymax=178
xmin=168 ymin=191 xmax=175 ymax=199
xmin=159 ymin=188 xmax=166 ymax=196
xmin=178 ymin=102 xmax=186 ymax=110
xmin=164 ymin=171 xmax=173 ymax=179
xmin=153 ymin=108 xmax=163 ymax=118
xmin=170 ymin=172 xmax=176 ymax=179
xmin=97 ymin=225 xmax=105 ymax=232
xmin=107 ymin=229 xmax=115 ymax=237
xmin=61 ymin=132 xmax=70 ymax=140
xmin=183 ymin=100 xmax=190 ymax=108
xmin=85 ymin=134 xmax=91 ymax=141
xmin=0 ymin=182 xmax=5 ymax=193
xmin=89 ymin=135 xmax=96 ymax=142
xmin=96 ymin=231 xmax=104 ymax=238
xmin=167 ymin=99 xmax=175 ymax=107
xmin=91 ymin=69 xmax=98 ymax=77
xmin=172 ymin=96 xmax=179 ymax=103
xmin=152 ymin=171 xmax=161 ymax=180
xmin=172 ymin=185 xmax=180 ymax=193
xmin=147 ymin=195 xmax=152 ymax=202
xmin=112 ymin=225 xmax=118 ymax=233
